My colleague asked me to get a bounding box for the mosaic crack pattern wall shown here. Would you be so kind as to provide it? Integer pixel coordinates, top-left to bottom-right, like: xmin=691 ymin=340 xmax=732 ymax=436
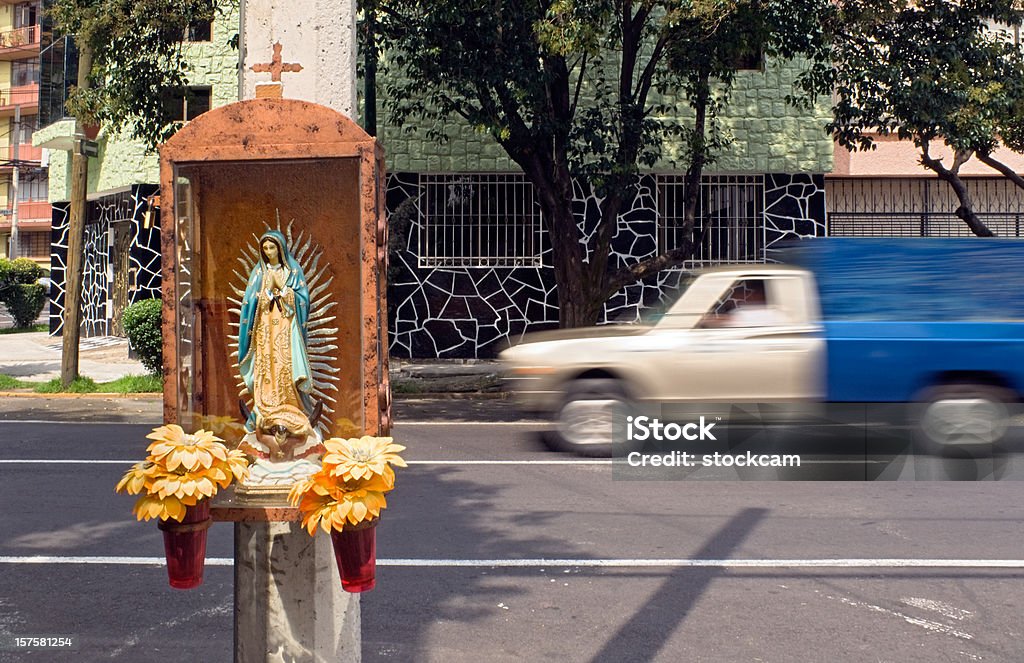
xmin=387 ymin=172 xmax=826 ymax=359
xmin=764 ymin=173 xmax=826 ymax=254
xmin=127 ymin=184 xmax=162 ymax=305
xmin=48 ymin=203 xmax=70 ymax=335
xmin=50 ymin=174 xmax=824 ymax=354
xmin=49 ymin=185 xmax=161 ymax=337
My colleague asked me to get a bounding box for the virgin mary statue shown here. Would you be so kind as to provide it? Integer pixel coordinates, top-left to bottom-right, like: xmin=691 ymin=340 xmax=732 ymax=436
xmin=237 ymin=230 xmax=315 ymax=439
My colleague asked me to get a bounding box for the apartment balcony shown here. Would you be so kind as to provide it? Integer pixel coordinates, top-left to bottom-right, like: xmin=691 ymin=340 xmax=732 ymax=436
xmin=0 ymin=83 xmax=38 ymax=116
xmin=0 ymin=25 xmax=40 ymax=60
xmin=0 ymin=199 xmax=52 ymax=231
xmin=0 ymin=142 xmax=42 ymax=165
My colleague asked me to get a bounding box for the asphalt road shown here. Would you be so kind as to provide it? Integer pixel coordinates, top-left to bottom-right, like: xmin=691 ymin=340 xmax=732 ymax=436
xmin=2 ymin=414 xmax=1024 ymax=662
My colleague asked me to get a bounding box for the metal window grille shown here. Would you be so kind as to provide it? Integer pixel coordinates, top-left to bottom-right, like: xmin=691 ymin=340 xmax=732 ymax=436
xmin=827 ymin=178 xmax=1024 ymax=237
xmin=16 ymin=229 xmax=48 ymax=260
xmin=657 ymin=174 xmax=766 ymax=266
xmin=419 ymin=173 xmax=544 ymax=268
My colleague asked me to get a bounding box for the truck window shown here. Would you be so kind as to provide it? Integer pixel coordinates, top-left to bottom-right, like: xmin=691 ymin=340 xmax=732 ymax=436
xmin=700 ymin=279 xmax=791 ymax=328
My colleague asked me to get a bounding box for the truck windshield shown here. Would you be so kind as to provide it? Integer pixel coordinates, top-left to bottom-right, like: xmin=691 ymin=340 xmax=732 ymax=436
xmin=639 ymin=274 xmax=697 ymax=324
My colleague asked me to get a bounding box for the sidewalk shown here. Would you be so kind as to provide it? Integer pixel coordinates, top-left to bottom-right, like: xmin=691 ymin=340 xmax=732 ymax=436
xmin=0 ymin=330 xmax=504 ymax=393
xmin=0 ymin=332 xmax=148 ymax=382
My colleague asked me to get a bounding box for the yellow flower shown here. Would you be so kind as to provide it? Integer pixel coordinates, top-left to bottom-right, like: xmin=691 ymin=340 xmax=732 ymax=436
xmin=296 ymin=489 xmax=388 ymax=535
xmin=151 ymin=472 xmax=219 ymax=501
xmin=323 ymin=436 xmax=407 ymax=481
xmin=117 ymin=424 xmax=252 ymax=522
xmin=132 ymin=494 xmax=188 ymax=522
xmin=147 ymin=428 xmax=227 ymax=472
xmin=115 ymin=462 xmax=153 ymax=495
xmin=287 ymin=435 xmax=404 ymax=535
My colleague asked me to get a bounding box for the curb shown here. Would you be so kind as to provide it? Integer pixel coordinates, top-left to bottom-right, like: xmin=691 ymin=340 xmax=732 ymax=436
xmin=0 ymin=391 xmax=163 ymax=400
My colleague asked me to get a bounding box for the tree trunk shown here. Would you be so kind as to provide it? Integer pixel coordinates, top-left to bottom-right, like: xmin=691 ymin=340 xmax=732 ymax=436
xmin=61 ymin=43 xmax=93 ymax=387
xmin=519 ymin=150 xmax=599 ymax=328
xmin=919 ymin=144 xmax=994 ymax=237
xmin=682 ymin=74 xmax=711 ymax=244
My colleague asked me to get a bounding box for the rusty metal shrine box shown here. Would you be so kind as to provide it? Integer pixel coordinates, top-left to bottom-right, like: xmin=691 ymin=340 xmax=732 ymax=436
xmin=158 ymin=98 xmax=391 ymax=440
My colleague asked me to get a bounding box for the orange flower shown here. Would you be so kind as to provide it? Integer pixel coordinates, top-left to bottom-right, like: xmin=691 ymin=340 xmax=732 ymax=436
xmin=288 ymin=461 xmax=399 ymax=534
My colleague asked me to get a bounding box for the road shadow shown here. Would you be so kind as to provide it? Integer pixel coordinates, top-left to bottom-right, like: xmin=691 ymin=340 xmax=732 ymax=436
xmin=362 ymin=465 xmax=598 ymax=661
xmin=587 ymin=507 xmax=768 ymax=663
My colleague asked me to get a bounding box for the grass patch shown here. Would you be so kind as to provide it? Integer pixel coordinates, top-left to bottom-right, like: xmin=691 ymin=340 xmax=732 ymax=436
xmin=0 ymin=323 xmax=47 ymax=335
xmin=0 ymin=374 xmax=39 ymax=389
xmin=1 ymin=372 xmax=161 ymax=394
xmin=391 ymin=380 xmax=424 ymax=394
xmin=30 ymin=374 xmax=162 ymax=394
xmin=35 ymin=376 xmax=99 ymax=394
xmin=101 ymin=374 xmax=162 ymax=393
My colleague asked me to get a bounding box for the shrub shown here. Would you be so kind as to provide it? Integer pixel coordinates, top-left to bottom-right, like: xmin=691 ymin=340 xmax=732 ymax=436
xmin=0 ymin=258 xmax=48 ymax=328
xmin=123 ymin=298 xmax=163 ymax=375
xmin=4 ymin=282 xmax=46 ymax=328
xmin=7 ymin=258 xmax=45 ymax=284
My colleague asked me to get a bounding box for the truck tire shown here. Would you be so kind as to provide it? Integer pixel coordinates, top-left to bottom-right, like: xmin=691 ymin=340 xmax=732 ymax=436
xmin=914 ymin=383 xmax=1015 ymax=456
xmin=543 ymin=379 xmax=632 ymax=457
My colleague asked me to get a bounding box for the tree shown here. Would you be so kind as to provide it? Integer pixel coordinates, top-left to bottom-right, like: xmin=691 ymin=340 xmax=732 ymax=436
xmin=794 ymin=0 xmax=1024 ymax=237
xmin=48 ymin=0 xmax=233 ymax=385
xmin=50 ymin=0 xmax=231 ymax=148
xmin=369 ymin=0 xmax=828 ymax=328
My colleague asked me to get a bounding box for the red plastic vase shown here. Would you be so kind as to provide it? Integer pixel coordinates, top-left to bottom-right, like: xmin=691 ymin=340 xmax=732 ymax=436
xmin=330 ymin=519 xmax=378 ymax=593
xmin=157 ymin=500 xmax=212 ymax=589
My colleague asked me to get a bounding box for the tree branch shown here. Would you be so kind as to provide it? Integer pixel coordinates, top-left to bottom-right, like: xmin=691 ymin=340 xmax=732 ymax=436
xmin=636 ymin=36 xmax=667 ymax=106
xmin=569 ymin=50 xmax=588 ymax=120
xmin=603 ymin=242 xmax=695 ymax=300
xmin=977 ymin=150 xmax=1024 ymax=191
xmin=919 ymin=140 xmax=994 ymax=237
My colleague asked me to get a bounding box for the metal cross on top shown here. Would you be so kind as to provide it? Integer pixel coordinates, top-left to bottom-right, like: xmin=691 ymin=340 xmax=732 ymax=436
xmin=251 ymin=42 xmax=303 ymax=82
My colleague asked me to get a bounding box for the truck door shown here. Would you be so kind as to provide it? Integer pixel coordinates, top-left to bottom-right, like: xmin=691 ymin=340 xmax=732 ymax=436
xmin=655 ymin=275 xmax=825 ymax=402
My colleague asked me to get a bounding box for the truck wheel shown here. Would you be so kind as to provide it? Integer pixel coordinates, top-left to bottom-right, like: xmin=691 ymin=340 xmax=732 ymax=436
xmin=544 ymin=380 xmax=631 ymax=457
xmin=914 ymin=384 xmax=1014 ymax=456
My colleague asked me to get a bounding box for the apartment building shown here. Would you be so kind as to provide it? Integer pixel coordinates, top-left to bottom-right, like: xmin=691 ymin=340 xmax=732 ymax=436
xmin=0 ymin=0 xmax=49 ymax=265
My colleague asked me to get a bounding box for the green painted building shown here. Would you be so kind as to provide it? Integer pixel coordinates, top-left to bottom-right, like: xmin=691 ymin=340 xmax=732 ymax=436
xmin=34 ymin=8 xmax=238 ymax=337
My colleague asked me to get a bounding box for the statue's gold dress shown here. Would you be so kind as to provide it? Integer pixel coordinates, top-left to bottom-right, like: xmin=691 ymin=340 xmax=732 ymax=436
xmin=251 ymin=267 xmax=309 ymax=435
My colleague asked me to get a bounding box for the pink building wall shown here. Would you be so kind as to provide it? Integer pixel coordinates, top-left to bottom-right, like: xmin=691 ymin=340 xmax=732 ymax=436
xmin=833 ymin=135 xmax=1024 ymax=177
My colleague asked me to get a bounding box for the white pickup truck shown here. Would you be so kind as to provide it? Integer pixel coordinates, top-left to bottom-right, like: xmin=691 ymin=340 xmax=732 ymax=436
xmin=500 ymin=239 xmax=1024 ymax=456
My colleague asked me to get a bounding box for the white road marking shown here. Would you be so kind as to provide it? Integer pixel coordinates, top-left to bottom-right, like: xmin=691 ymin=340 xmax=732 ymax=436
xmin=0 ymin=420 xmax=544 ymax=426
xmin=900 ymin=597 xmax=974 ymax=621
xmin=0 ymin=459 xmax=612 ymax=465
xmin=0 ymin=420 xmax=154 ymax=426
xmin=3 ymin=556 xmax=1024 ymax=568
xmin=827 ymin=594 xmax=974 ymax=641
xmin=395 ymin=421 xmax=544 ymax=426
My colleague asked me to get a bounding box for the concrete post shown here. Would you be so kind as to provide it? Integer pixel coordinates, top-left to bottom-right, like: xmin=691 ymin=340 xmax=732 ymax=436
xmin=240 ymin=0 xmax=358 ymax=118
xmin=228 ymin=4 xmax=363 ymax=661
xmin=234 ymin=520 xmax=360 ymax=663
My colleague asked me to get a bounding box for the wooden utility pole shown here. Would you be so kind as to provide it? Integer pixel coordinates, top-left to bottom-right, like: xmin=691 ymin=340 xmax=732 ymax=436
xmin=60 ymin=43 xmax=93 ymax=387
xmin=9 ymin=105 xmax=20 ymax=259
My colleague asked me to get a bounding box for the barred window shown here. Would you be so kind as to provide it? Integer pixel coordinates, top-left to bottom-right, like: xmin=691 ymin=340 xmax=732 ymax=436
xmin=658 ymin=174 xmax=765 ymax=266
xmin=17 ymin=230 xmax=48 ymax=260
xmin=419 ymin=173 xmax=544 ymax=268
xmin=161 ymin=86 xmax=212 ymax=123
xmin=16 ymin=170 xmax=47 ymax=201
